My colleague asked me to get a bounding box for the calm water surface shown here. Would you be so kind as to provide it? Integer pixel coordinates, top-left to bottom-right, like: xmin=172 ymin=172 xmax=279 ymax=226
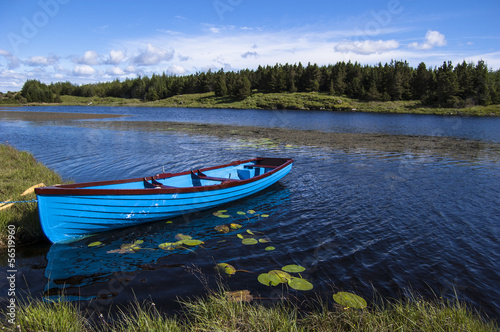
xmin=0 ymin=106 xmax=499 ymax=321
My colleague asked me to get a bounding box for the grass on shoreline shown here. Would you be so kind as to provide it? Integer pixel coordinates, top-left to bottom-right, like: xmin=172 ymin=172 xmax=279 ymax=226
xmin=0 ymin=144 xmax=64 ymax=247
xmin=2 ymin=92 xmax=500 ymax=116
xmin=2 ymin=288 xmax=497 ymax=331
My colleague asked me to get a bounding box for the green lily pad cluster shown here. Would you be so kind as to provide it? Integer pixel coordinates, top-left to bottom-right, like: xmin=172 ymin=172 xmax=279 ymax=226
xmin=258 ymin=265 xmax=313 ymax=291
xmin=213 ymin=208 xmax=270 ymax=221
xmin=158 ymin=233 xmax=204 ymax=250
xmin=237 ymin=230 xmax=272 ymax=249
xmin=215 ymin=223 xmax=243 ymax=234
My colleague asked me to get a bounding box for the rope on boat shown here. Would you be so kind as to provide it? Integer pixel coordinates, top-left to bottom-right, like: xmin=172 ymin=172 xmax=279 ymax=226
xmin=0 ymin=199 xmax=38 ymax=205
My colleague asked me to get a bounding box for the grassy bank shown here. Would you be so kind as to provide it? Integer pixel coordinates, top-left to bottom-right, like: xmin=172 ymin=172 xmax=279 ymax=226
xmin=3 ymin=92 xmax=500 ymax=116
xmin=2 ymin=289 xmax=497 ymax=331
xmin=0 ymin=144 xmax=64 ymax=247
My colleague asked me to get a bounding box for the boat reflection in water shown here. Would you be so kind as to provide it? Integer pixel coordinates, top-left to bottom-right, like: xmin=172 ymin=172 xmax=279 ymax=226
xmin=43 ymin=186 xmax=290 ymax=303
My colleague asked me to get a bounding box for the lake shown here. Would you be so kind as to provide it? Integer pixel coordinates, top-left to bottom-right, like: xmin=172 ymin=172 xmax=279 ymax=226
xmin=1 ymin=106 xmax=499 ymax=321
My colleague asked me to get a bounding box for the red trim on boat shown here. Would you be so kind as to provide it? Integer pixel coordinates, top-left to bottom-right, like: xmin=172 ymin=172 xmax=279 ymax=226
xmin=35 ymin=158 xmax=293 ymax=196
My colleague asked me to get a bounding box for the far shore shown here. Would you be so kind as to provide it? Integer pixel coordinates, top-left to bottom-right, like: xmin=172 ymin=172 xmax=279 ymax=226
xmin=2 ymin=91 xmax=500 ymax=116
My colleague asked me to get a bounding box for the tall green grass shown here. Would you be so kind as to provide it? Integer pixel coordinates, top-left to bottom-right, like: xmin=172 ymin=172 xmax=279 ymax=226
xmin=2 ymin=289 xmax=497 ymax=331
xmin=0 ymin=144 xmax=64 ymax=246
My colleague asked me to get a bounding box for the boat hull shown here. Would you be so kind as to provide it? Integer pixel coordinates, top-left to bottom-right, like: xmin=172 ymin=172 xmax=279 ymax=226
xmin=36 ymin=158 xmax=292 ymax=243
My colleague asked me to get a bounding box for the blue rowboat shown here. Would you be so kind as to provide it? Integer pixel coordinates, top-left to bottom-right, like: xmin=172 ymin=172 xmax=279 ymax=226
xmin=35 ymin=157 xmax=293 ymax=244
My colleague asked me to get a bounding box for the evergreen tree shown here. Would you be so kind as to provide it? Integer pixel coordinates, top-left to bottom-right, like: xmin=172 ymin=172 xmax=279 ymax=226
xmin=232 ymin=74 xmax=251 ymax=99
xmin=214 ymin=70 xmax=228 ymax=97
xmin=436 ymin=61 xmax=460 ymax=107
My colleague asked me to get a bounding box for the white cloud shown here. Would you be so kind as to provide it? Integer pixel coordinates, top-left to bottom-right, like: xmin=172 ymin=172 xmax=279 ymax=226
xmin=106 ymin=50 xmax=126 ymax=65
xmin=409 ymin=30 xmax=447 ymax=50
xmin=132 ymin=44 xmax=174 ymax=66
xmin=106 ymin=67 xmax=126 ymax=76
xmin=77 ymin=50 xmax=100 ymax=65
xmin=26 ymin=55 xmax=59 ymax=66
xmin=124 ymin=65 xmax=136 ymax=73
xmin=73 ymin=64 xmax=96 ymax=76
xmin=334 ymin=40 xmax=400 ymax=54
xmin=167 ymin=65 xmax=187 ymax=75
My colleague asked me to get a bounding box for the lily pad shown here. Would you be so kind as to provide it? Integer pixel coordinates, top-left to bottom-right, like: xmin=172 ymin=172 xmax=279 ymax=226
xmin=216 ymin=214 xmax=231 ymax=218
xmin=258 ymin=238 xmax=270 ymax=243
xmin=269 ymin=270 xmax=292 ymax=283
xmin=134 ymin=240 xmax=144 ymax=245
xmin=265 ymin=246 xmax=276 ymax=251
xmin=332 ymin=292 xmax=367 ymax=309
xmin=246 ymin=229 xmax=255 ymax=235
xmin=281 ymin=265 xmax=306 ymax=273
xmin=108 ymin=242 xmax=141 ymax=254
xmin=88 ymin=241 xmax=102 ymax=247
xmin=237 ymin=211 xmax=246 ymax=215
xmin=215 ymin=263 xmax=236 ymax=275
xmin=247 ymin=210 xmax=256 ymax=214
xmin=166 ymin=221 xmax=173 ymax=224
xmin=181 ymin=239 xmax=203 ymax=246
xmin=242 ymin=238 xmax=258 ymax=245
xmin=258 ymin=273 xmax=280 ymax=286
xmin=230 ymin=223 xmax=242 ymax=229
xmin=175 ymin=234 xmax=192 ymax=241
xmin=158 ymin=242 xmax=180 ymax=250
xmin=260 ymin=214 xmax=269 ymax=218
xmin=215 ymin=225 xmax=230 ymax=233
xmin=288 ymin=278 xmax=313 ymax=291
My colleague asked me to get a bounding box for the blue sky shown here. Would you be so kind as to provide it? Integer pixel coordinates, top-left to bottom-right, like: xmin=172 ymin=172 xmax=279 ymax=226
xmin=0 ymin=0 xmax=499 ymax=92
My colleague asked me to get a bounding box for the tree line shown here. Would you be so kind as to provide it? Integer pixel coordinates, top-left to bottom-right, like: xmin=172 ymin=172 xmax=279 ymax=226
xmin=19 ymin=60 xmax=500 ymax=107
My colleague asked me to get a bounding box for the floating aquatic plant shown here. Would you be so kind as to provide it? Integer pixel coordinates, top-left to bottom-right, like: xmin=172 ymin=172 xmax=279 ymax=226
xmin=246 ymin=229 xmax=255 ymax=235
xmin=281 ymin=265 xmax=305 ymax=273
xmin=213 ymin=210 xmax=231 ymax=218
xmin=107 ymin=240 xmax=143 ymax=254
xmin=215 ymin=263 xmax=236 ymax=275
xmin=258 ymin=238 xmax=270 ymax=243
xmin=258 ymin=273 xmax=281 ymax=286
xmin=215 ymin=225 xmax=230 ymax=233
xmin=247 ymin=210 xmax=256 ymax=214
xmin=265 ymin=246 xmax=276 ymax=251
xmin=288 ymin=277 xmax=313 ymax=291
xmin=256 ymin=266 xmax=313 ymax=291
xmin=237 ymin=234 xmax=245 ymax=239
xmin=269 ymin=270 xmax=292 ymax=283
xmin=332 ymin=292 xmax=367 ymax=309
xmin=175 ymin=234 xmax=192 ymax=241
xmin=88 ymin=241 xmax=102 ymax=247
xmin=242 ymin=238 xmax=258 ymax=245
xmin=260 ymin=214 xmax=269 ymax=218
xmin=230 ymin=223 xmax=242 ymax=229
xmin=182 ymin=239 xmax=203 ymax=246
xmin=158 ymin=242 xmax=179 ymax=250
xmin=237 ymin=211 xmax=246 ymax=216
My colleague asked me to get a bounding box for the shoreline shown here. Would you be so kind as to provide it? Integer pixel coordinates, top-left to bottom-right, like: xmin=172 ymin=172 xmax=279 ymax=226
xmin=1 ymin=91 xmax=500 ymax=116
